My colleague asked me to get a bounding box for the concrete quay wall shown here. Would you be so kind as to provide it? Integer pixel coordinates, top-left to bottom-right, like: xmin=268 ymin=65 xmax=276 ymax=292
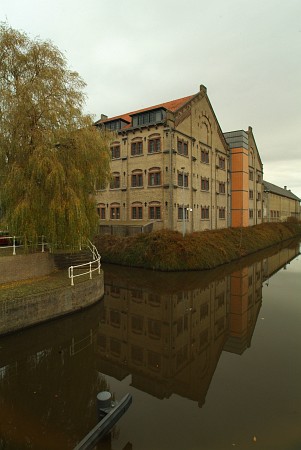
xmin=0 ymin=274 xmax=104 ymax=336
xmin=0 ymin=252 xmax=56 ymax=283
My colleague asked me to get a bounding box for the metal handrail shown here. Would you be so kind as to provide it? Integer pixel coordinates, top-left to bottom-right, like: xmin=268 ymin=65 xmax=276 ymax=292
xmin=0 ymin=235 xmax=47 ymax=255
xmin=68 ymin=240 xmax=101 ymax=286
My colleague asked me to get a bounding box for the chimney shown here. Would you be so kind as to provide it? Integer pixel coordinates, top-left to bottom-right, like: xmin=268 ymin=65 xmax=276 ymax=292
xmin=200 ymin=84 xmax=207 ymax=94
xmin=284 ymin=186 xmax=287 ymax=190
xmin=101 ymin=114 xmax=108 ymax=120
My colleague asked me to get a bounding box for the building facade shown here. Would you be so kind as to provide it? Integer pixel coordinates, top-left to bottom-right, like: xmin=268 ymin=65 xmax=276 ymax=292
xmin=224 ymin=127 xmax=264 ymax=227
xmin=95 ymin=85 xmax=230 ymax=234
xmin=263 ymin=181 xmax=300 ymax=222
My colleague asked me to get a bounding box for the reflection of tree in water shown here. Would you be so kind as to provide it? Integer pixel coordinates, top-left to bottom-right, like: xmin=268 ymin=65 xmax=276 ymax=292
xmin=0 ymin=306 xmax=111 ymax=449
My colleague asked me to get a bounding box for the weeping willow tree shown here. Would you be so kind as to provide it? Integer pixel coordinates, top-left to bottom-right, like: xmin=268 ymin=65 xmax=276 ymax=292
xmin=0 ymin=23 xmax=111 ymax=249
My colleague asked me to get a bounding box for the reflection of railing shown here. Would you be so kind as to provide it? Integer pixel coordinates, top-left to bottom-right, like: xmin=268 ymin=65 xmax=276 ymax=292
xmin=68 ymin=240 xmax=101 ymax=286
xmin=0 ymin=235 xmax=47 ymax=255
xmin=70 ymin=330 xmax=94 ymax=356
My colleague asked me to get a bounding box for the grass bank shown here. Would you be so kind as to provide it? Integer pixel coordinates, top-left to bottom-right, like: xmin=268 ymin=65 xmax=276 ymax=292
xmin=95 ymin=222 xmax=301 ymax=271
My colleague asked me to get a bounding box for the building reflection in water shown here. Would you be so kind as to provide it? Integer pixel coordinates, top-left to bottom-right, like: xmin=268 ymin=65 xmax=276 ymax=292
xmin=0 ymin=240 xmax=299 ymax=448
xmin=96 ymin=241 xmax=300 ymax=407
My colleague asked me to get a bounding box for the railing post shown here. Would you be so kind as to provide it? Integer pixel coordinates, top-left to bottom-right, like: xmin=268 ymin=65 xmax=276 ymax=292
xmin=98 ymin=258 xmax=101 ymax=274
xmin=89 ymin=262 xmax=92 ymax=279
xmin=13 ymin=236 xmax=16 ymax=255
xmin=41 ymin=235 xmax=45 ymax=252
xmin=70 ymin=266 xmax=74 ymax=286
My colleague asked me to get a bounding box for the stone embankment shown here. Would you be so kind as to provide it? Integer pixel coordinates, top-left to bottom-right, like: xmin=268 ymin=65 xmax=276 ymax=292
xmin=0 ymin=252 xmax=104 ymax=336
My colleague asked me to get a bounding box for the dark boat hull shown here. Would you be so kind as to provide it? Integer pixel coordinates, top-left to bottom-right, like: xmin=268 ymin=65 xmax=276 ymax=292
xmin=74 ymin=393 xmax=132 ymax=450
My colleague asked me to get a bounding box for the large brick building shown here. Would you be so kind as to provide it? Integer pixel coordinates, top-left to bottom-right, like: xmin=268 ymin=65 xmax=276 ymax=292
xmin=95 ymin=85 xmax=230 ymax=235
xmin=263 ymin=181 xmax=300 ymax=222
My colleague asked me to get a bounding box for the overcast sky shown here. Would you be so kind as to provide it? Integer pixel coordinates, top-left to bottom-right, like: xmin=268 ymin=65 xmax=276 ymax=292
xmin=1 ymin=0 xmax=301 ymax=197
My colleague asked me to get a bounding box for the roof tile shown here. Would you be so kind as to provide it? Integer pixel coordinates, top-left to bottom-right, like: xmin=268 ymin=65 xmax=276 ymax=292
xmin=96 ymin=94 xmax=195 ymax=126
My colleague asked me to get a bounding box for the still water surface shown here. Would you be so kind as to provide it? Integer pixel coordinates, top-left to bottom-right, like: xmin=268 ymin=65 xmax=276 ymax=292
xmin=0 ymin=240 xmax=300 ymax=450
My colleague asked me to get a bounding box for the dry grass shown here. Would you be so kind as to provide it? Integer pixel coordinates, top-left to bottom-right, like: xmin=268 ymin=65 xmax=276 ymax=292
xmin=95 ymin=222 xmax=301 ymax=271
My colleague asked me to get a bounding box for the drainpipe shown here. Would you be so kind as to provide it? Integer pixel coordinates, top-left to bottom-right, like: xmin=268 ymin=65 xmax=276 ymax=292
xmin=169 ymin=127 xmax=174 ymax=230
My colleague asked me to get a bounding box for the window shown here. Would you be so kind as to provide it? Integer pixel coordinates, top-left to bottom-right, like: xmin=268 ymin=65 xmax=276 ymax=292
xmin=97 ymin=204 xmax=106 ymax=220
xmin=257 ymin=192 xmax=261 ymax=201
xmin=201 ymin=206 xmax=210 ymax=219
xmin=178 ymin=172 xmax=188 ymax=187
xmin=105 ymin=120 xmax=122 ymax=131
xmin=249 ymin=209 xmax=254 ymax=219
xmin=110 ymin=144 xmax=120 ymax=159
xmin=148 ymin=168 xmax=161 ymax=186
xmin=132 ymin=109 xmax=164 ymax=127
xmin=257 ymin=173 xmax=262 ymax=183
xmin=131 ymin=141 xmax=143 ymax=156
xmin=148 ymin=319 xmax=161 ymax=340
xmin=249 ymin=190 xmax=254 ymax=199
xmin=148 ymin=137 xmax=161 ymax=154
xmin=177 ymin=139 xmax=188 ymax=156
xmin=201 ymin=177 xmax=210 ymax=191
xmin=131 ymin=315 xmax=143 ymax=334
xmin=219 ymin=182 xmax=226 ymax=194
xmin=219 ymin=207 xmax=226 ymax=219
xmin=110 ymin=205 xmax=120 ymax=219
xmin=216 ymin=292 xmax=225 ymax=309
xmin=131 ymin=345 xmax=144 ymax=365
xmin=132 ymin=205 xmax=143 ymax=219
xmin=149 ymin=205 xmax=161 ymax=220
xmin=110 ymin=310 xmax=121 ymax=328
xmin=200 ymin=303 xmax=209 ymax=320
xmin=178 ymin=207 xmax=189 ymax=220
xmin=131 ymin=171 xmax=143 ymax=187
xmin=218 ymin=156 xmax=226 ymax=169
xmin=201 ymin=149 xmax=209 ymax=164
xmin=249 ymin=170 xmax=254 ymax=181
xmin=110 ymin=173 xmax=120 ymax=189
xmin=258 ymin=209 xmax=262 ymax=218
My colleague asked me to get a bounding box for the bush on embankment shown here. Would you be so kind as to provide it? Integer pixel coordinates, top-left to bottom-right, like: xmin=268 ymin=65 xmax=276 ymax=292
xmin=95 ymin=222 xmax=301 ymax=271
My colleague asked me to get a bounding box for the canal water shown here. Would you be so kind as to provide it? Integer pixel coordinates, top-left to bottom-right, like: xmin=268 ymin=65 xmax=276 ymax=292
xmin=0 ymin=240 xmax=300 ymax=450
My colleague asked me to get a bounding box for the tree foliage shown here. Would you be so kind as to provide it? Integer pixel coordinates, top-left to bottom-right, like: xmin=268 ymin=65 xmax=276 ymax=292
xmin=0 ymin=23 xmax=111 ymax=248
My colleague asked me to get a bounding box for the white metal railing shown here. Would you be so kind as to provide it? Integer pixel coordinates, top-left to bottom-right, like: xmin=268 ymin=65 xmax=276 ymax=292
xmin=68 ymin=240 xmax=101 ymax=286
xmin=0 ymin=235 xmax=47 ymax=255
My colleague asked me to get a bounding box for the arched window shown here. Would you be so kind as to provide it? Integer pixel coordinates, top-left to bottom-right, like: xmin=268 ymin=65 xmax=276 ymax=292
xmin=200 ymin=115 xmax=212 ymax=146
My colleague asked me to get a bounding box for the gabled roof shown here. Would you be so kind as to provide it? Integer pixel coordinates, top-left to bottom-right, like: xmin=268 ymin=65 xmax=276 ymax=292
xmin=263 ymin=180 xmax=301 ymax=201
xmin=95 ymin=94 xmax=195 ymax=128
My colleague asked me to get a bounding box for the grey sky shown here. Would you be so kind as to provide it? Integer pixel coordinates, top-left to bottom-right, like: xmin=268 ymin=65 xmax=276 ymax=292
xmin=1 ymin=0 xmax=301 ymax=197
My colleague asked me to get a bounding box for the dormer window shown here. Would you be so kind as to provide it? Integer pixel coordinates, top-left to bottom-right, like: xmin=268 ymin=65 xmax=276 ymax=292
xmin=104 ymin=119 xmax=128 ymax=131
xmin=132 ymin=109 xmax=165 ymax=128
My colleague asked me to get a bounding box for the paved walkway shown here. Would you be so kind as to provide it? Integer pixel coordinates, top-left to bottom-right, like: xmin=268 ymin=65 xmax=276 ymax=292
xmin=0 ymin=270 xmax=75 ymax=302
